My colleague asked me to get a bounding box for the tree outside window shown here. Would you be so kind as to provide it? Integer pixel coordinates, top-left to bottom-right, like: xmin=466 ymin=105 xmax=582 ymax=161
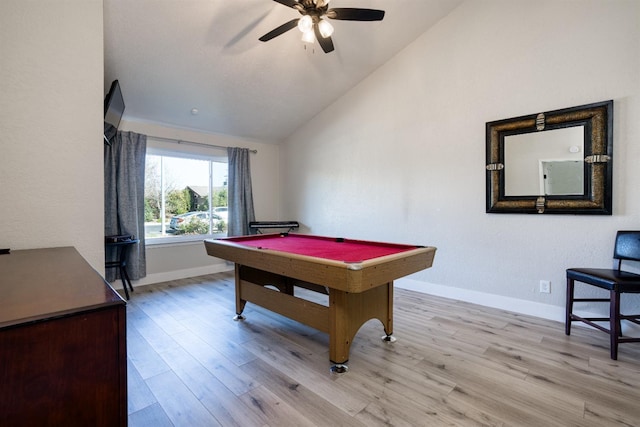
xmin=144 ymin=154 xmax=228 ymax=240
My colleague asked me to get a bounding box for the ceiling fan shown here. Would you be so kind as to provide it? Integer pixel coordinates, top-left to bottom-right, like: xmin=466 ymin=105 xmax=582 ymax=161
xmin=259 ymin=0 xmax=385 ymax=53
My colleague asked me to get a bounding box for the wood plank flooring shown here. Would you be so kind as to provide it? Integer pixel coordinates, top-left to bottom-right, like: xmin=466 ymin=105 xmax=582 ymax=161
xmin=125 ymin=272 xmax=640 ymax=426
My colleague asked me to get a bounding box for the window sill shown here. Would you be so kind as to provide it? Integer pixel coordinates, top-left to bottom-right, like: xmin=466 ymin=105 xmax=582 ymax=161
xmin=145 ymin=233 xmax=226 ymax=248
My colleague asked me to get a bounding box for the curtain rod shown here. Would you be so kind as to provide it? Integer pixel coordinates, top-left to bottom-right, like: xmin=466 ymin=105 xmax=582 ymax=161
xmin=147 ymin=134 xmax=257 ymax=154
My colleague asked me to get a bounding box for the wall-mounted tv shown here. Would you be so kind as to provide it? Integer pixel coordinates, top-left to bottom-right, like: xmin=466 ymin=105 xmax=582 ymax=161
xmin=104 ymin=80 xmax=125 ymax=145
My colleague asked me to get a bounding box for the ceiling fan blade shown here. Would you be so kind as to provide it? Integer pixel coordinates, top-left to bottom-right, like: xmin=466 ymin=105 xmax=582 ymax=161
xmin=326 ymin=8 xmax=385 ymax=21
xmin=314 ymin=23 xmax=334 ymax=53
xmin=272 ymin=0 xmax=299 ymax=8
xmin=259 ymin=19 xmax=299 ymax=42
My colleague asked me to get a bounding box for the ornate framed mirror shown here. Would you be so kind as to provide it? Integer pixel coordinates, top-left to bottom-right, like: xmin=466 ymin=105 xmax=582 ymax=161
xmin=486 ymin=100 xmax=613 ymax=214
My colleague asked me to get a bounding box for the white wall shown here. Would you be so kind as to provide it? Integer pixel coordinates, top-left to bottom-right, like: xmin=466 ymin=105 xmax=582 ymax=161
xmin=0 ymin=1 xmax=104 ymax=270
xmin=281 ymin=0 xmax=640 ymax=321
xmin=119 ymin=120 xmax=281 ymax=285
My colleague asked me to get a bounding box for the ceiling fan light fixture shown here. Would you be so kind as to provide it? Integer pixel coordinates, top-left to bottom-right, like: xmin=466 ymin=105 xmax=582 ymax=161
xmin=297 ymin=15 xmax=313 ymax=33
xmin=259 ymin=0 xmax=384 ymax=54
xmin=301 ymin=29 xmax=315 ymax=43
xmin=318 ymin=19 xmax=334 ymax=38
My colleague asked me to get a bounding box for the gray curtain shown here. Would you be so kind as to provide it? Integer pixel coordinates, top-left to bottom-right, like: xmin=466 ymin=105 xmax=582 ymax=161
xmin=227 ymin=147 xmax=255 ymax=236
xmin=104 ymin=131 xmax=147 ymax=280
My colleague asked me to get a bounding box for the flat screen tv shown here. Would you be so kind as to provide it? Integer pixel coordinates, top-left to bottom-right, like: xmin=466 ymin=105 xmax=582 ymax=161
xmin=104 ymin=79 xmax=125 ymax=144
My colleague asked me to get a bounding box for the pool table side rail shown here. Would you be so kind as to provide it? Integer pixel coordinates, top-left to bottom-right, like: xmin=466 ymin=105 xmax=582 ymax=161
xmin=204 ymin=239 xmax=436 ymax=293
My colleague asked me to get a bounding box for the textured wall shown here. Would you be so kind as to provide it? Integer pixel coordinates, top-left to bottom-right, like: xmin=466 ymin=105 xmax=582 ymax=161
xmin=280 ymin=0 xmax=640 ymax=318
xmin=0 ymin=1 xmax=104 ymax=270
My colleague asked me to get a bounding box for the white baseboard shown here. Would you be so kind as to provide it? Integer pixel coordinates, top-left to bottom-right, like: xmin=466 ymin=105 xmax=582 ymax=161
xmin=110 ymin=270 xmax=640 ymax=336
xmin=396 ymin=278 xmax=640 ymax=335
xmin=395 ymin=278 xmax=566 ymax=322
xmin=108 ymin=263 xmax=234 ymax=290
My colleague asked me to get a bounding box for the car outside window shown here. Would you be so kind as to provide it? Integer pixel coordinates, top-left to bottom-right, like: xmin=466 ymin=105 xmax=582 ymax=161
xmin=144 ymin=152 xmax=228 ymax=243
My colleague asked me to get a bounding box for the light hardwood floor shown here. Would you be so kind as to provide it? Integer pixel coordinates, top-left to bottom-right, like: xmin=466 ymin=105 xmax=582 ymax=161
xmin=125 ymin=272 xmax=640 ymax=426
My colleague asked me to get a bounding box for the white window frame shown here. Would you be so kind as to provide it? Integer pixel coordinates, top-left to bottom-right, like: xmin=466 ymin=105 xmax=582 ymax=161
xmin=145 ymin=138 xmax=228 ymax=246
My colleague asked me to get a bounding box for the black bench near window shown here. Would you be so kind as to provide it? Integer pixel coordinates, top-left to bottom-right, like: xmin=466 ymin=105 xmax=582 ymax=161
xmin=249 ymin=221 xmax=299 ymax=234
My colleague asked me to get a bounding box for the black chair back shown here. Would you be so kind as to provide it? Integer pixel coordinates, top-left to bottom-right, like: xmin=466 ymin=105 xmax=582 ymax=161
xmin=614 ymin=231 xmax=640 ymax=269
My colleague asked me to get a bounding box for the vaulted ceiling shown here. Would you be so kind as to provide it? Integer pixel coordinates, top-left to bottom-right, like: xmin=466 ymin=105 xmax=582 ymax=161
xmin=104 ymin=0 xmax=463 ymax=143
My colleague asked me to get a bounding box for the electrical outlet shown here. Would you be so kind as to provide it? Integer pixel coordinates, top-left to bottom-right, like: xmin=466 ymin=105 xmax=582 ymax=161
xmin=539 ymin=280 xmax=551 ymax=293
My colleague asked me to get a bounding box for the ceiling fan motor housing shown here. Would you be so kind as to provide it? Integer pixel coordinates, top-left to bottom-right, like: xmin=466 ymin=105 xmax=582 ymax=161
xmin=295 ymin=0 xmax=329 ymax=18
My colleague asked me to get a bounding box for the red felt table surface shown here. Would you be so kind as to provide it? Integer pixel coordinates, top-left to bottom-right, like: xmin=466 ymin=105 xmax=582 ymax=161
xmin=225 ymin=234 xmax=420 ymax=263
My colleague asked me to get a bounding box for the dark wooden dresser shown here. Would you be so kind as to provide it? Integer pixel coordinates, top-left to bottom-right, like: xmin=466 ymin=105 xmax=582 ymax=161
xmin=0 ymin=247 xmax=127 ymax=426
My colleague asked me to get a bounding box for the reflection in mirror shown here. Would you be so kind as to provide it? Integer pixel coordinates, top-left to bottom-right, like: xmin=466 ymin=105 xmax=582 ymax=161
xmin=541 ymin=159 xmax=583 ymax=195
xmin=486 ymin=100 xmax=613 ymax=214
xmin=504 ymin=126 xmax=584 ymax=196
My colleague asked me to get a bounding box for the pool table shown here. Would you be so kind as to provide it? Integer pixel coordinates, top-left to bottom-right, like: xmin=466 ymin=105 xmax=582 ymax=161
xmin=204 ymin=233 xmax=436 ymax=371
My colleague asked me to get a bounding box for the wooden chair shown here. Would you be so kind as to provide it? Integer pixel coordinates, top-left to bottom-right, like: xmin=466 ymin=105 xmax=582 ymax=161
xmin=566 ymin=231 xmax=640 ymax=359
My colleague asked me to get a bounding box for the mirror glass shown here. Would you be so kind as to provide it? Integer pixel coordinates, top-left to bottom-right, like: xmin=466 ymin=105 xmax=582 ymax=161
xmin=504 ymin=126 xmax=584 ymax=196
xmin=486 ymin=100 xmax=613 ymax=214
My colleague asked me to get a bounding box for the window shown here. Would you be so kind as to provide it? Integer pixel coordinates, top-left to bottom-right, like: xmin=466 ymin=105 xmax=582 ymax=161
xmin=144 ymin=141 xmax=228 ymax=243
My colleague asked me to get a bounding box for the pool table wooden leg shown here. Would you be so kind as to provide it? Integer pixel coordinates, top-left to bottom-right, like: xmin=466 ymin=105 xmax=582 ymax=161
xmin=384 ymin=281 xmax=394 ymax=336
xmin=329 ymin=289 xmax=351 ymax=366
xmin=233 ymin=264 xmax=247 ymax=320
xmin=328 ymin=282 xmax=394 ymax=371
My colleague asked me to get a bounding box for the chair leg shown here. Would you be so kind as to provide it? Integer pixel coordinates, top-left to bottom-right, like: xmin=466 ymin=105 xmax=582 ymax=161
xmin=565 ymin=277 xmax=574 ymax=335
xmin=610 ymin=289 xmax=620 ymax=360
xmin=121 ymin=266 xmax=134 ymax=293
xmin=120 ymin=267 xmax=130 ymax=300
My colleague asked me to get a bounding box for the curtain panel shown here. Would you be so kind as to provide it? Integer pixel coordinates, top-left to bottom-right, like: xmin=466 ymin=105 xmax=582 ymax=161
xmin=227 ymin=147 xmax=256 ymax=236
xmin=104 ymin=131 xmax=147 ymax=281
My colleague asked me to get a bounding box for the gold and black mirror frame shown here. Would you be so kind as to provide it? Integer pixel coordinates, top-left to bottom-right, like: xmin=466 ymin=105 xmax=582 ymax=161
xmin=486 ymin=100 xmax=613 ymax=215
